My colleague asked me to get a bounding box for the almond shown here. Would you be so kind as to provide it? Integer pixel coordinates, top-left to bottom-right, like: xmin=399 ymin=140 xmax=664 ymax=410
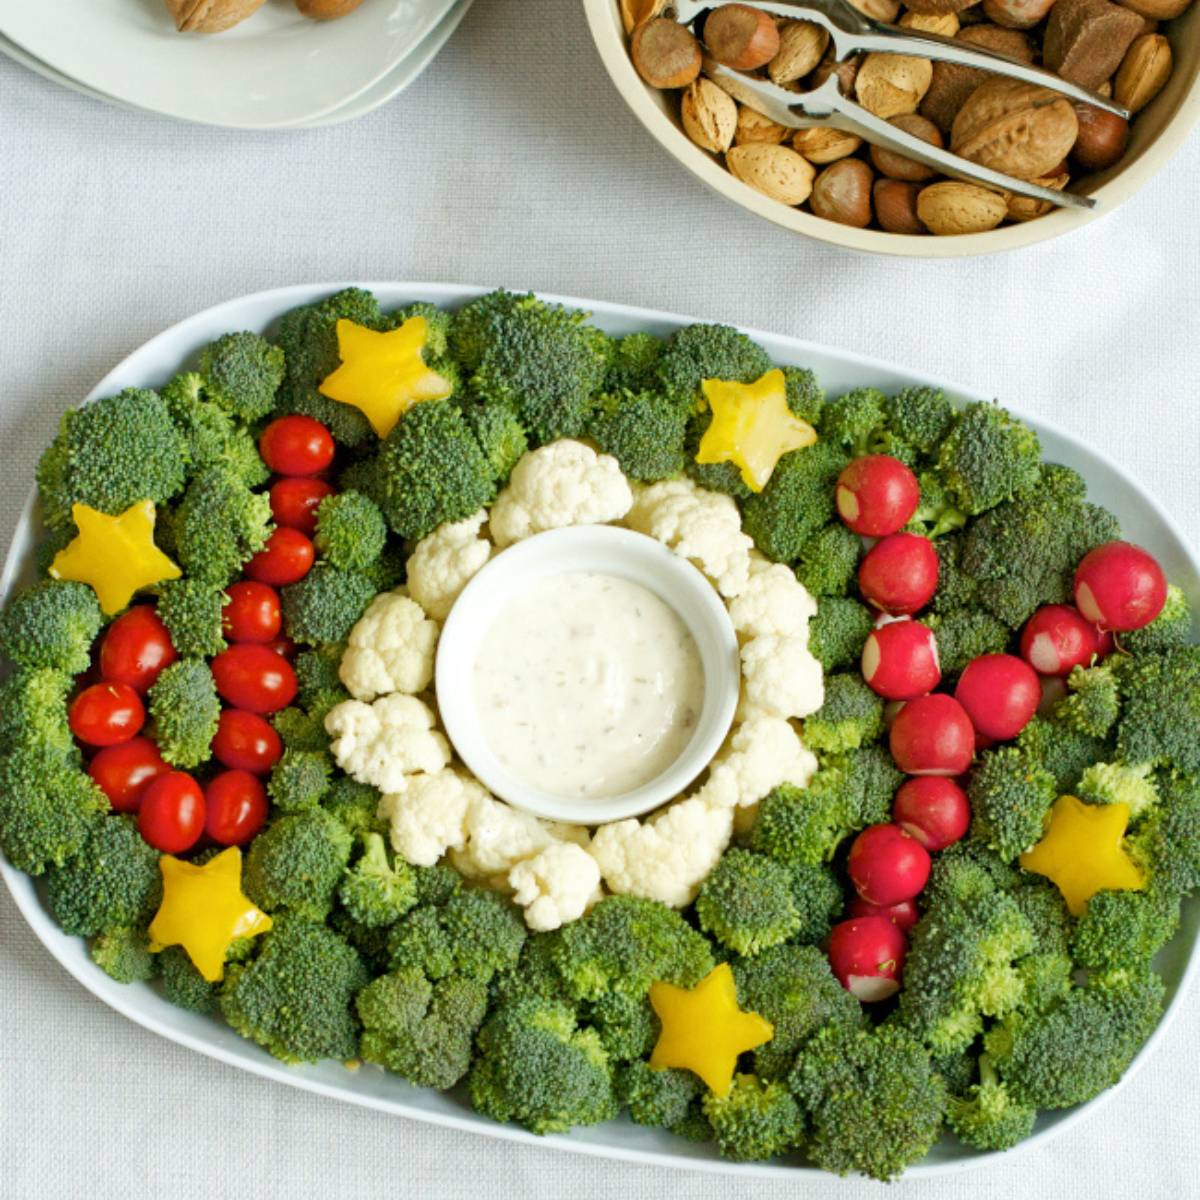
xmin=916 ymin=181 xmax=1008 ymax=234
xmin=855 ymin=53 xmax=933 ymax=119
xmin=735 ymin=104 xmax=792 ymax=145
xmin=681 ymin=78 xmax=739 ymax=153
xmin=620 ymin=0 xmax=668 ymax=35
xmin=768 ymin=21 xmax=830 ymax=85
xmin=1114 ymin=33 xmax=1172 ymax=113
xmin=899 ymin=10 xmax=962 ymax=34
xmin=726 ymin=143 xmax=816 ymax=205
xmin=793 ymin=127 xmax=865 ymax=163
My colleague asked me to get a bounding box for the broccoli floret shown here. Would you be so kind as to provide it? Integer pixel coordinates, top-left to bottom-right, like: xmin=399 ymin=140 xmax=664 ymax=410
xmin=741 ymin=442 xmax=849 ymax=563
xmin=469 ymin=995 xmax=618 ymax=1134
xmin=169 ymin=467 xmax=272 ymax=586
xmin=1076 ymin=760 xmax=1159 ymax=820
xmin=906 ymin=470 xmax=968 ymax=539
xmin=617 ymin=1061 xmax=702 ymax=1131
xmin=313 ymin=491 xmax=386 ymax=572
xmin=45 ymin=814 xmax=161 ymax=935
xmin=491 ymin=928 xmax=573 ymax=1008
xmin=817 ymin=387 xmax=887 ymax=456
xmin=1129 ymin=773 xmax=1200 ymax=896
xmin=243 ymin=808 xmax=353 ymax=921
xmin=946 ymin=1056 xmax=1036 ymax=1152
xmin=322 ymin=776 xmax=384 ymax=838
xmin=586 ymin=991 xmax=656 ymax=1063
xmin=604 ymin=332 xmax=664 ymax=393
xmin=924 ymin=840 xmax=1020 ymax=909
xmin=935 ymin=401 xmax=1041 ymax=517
xmin=883 ymin=386 xmax=957 ymax=457
xmin=920 ymin=608 xmax=1011 ymax=677
xmin=702 ymin=1073 xmax=805 ymax=1162
xmin=389 ymin=888 xmax=526 ymax=983
xmin=275 ymin=288 xmax=389 ymax=447
xmin=1116 ymin=646 xmax=1200 ymax=773
xmin=696 ymin=848 xmax=804 ymax=957
xmin=781 ymin=365 xmax=825 ymax=424
xmin=90 ymin=925 xmax=155 ymax=983
xmin=803 ymin=673 xmax=883 ymax=755
xmin=462 ymin=400 xmax=528 ymax=482
xmin=371 ymin=401 xmax=496 ymax=540
xmin=684 ymin=412 xmax=753 ymax=499
xmin=36 ymin=389 xmax=188 ymax=526
xmin=451 ymin=291 xmax=608 ymax=444
xmin=807 ymin=596 xmax=874 ymax=672
xmin=835 ymin=743 xmax=907 ymax=827
xmin=1071 ymin=888 xmax=1179 ymax=973
xmin=147 ymin=659 xmax=219 ymax=768
xmin=267 ymin=748 xmax=332 ymax=812
xmin=220 ymin=914 xmax=368 ymax=1063
xmin=357 ymin=965 xmax=489 ymax=1089
xmin=790 ymin=1023 xmax=946 ymax=1181
xmin=280 ymin=565 xmax=375 ymax=647
xmin=0 ymin=668 xmax=75 ymax=759
xmin=1016 ymin=714 xmax=1108 ymax=794
xmin=930 ymin=534 xmax=978 ymax=614
xmin=793 ymin=522 xmax=861 ymax=597
xmin=337 ymin=832 xmax=417 ymax=928
xmin=1122 ymin=584 xmax=1193 ymax=655
xmin=0 ymin=580 xmax=103 ymax=673
xmin=0 ymin=749 xmax=107 ymax=874
xmin=587 ymin=389 xmax=689 ymax=482
xmin=272 ymin=706 xmax=328 ymax=752
xmin=654 ymin=323 xmax=771 ymax=405
xmin=199 ymin=331 xmax=284 ymax=422
xmin=747 ymin=771 xmax=860 ymax=867
xmin=733 ymin=944 xmax=865 ymax=1080
xmin=160 ymin=373 xmax=269 ymax=489
xmin=985 ymin=971 xmax=1164 ymax=1109
xmin=294 ymin=644 xmax=349 ymax=719
xmin=968 ymin=747 xmax=1057 ymax=862
xmin=159 ymin=944 xmax=216 ymax=1013
xmin=1055 ymin=661 xmax=1120 ymax=738
xmin=155 ymin=578 xmax=227 ymax=658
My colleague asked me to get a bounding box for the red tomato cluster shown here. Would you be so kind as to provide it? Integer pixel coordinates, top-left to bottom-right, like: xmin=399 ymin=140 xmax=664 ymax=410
xmin=70 ymin=416 xmax=339 ymax=856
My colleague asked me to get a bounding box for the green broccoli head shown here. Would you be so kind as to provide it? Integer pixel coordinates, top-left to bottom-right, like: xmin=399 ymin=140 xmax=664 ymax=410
xmin=199 ymin=331 xmax=284 ymax=422
xmin=604 ymin=332 xmax=664 ymax=394
xmin=468 ymin=995 xmax=618 ymax=1134
xmin=585 ymin=990 xmax=656 ymax=1064
xmin=389 ymin=887 xmax=526 ymax=983
xmin=281 ymin=565 xmax=375 ymax=647
xmin=1129 ymin=773 xmax=1200 ymax=896
xmin=160 ymin=373 xmax=269 ymax=489
xmin=322 ymin=776 xmax=384 ymax=839
xmin=587 ymin=389 xmax=690 ymax=482
xmin=159 ymin=944 xmax=216 ymax=1013
xmin=920 ymin=608 xmax=1011 ymax=677
xmin=461 ymin=399 xmax=528 ymax=483
xmin=936 ymin=401 xmax=1041 ymax=517
xmin=789 ymin=1023 xmax=947 ymax=1182
xmin=803 ymin=673 xmax=884 ymax=755
xmin=1070 ymin=888 xmax=1179 ymax=973
xmin=313 ymin=491 xmax=387 ymax=572
xmin=702 ymin=1073 xmax=806 ymax=1162
xmin=294 ymin=644 xmax=349 ymax=719
xmin=807 ymin=596 xmax=874 ymax=673
xmin=906 ymin=470 xmax=968 ymax=540
xmin=946 ymin=1057 xmax=1036 ymax=1152
xmin=654 ymin=323 xmax=772 ymax=406
xmin=1016 ymin=714 xmax=1109 ymax=794
xmin=834 ymin=743 xmax=907 ymax=828
xmin=1116 ymin=646 xmax=1200 ymax=774
xmin=0 ymin=580 xmax=103 ymax=673
xmin=817 ymin=387 xmax=887 ymax=456
xmin=747 ymin=771 xmax=859 ymax=867
xmin=1055 ymin=661 xmax=1121 ymax=738
xmin=696 ymin=848 xmax=807 ymax=957
xmin=220 ymin=914 xmax=368 ymax=1063
xmin=883 ymin=386 xmax=957 ymax=458
xmin=793 ymin=522 xmax=861 ymax=597
xmin=147 ymin=659 xmax=219 ymax=768
xmin=968 ymin=747 xmax=1058 ymax=862
xmin=45 ymin=814 xmax=161 ymax=936
xmin=1076 ymin=761 xmax=1159 ymax=820
xmin=272 ymin=706 xmax=329 ymax=752
xmin=36 ymin=389 xmax=188 ymax=527
xmin=0 ymin=668 xmax=75 ymax=759
xmin=169 ymin=467 xmax=273 ymax=587
xmin=243 ymin=808 xmax=353 ymax=921
xmin=90 ymin=925 xmax=156 ymax=983
xmin=337 ymin=831 xmax=417 ymax=929
xmin=155 ymin=578 xmax=227 ymax=658
xmin=617 ymin=1061 xmax=702 ymax=1131
xmin=1121 ymin=584 xmax=1193 ymax=655
xmin=357 ymin=964 xmax=489 ymax=1089
xmin=267 ymin=748 xmax=332 ymax=812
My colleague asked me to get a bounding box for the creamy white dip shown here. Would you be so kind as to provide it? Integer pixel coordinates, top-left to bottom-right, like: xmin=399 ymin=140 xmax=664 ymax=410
xmin=473 ymin=571 xmax=705 ymax=800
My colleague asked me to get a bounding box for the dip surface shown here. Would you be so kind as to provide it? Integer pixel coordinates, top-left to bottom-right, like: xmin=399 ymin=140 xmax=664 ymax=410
xmin=473 ymin=571 xmax=705 ymax=800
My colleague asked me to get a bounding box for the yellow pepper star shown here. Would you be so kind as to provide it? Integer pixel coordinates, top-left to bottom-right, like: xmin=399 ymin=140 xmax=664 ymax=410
xmin=49 ymin=500 xmax=181 ymax=616
xmin=1019 ymin=795 xmax=1145 ymax=916
xmin=695 ymin=368 xmax=818 ymax=493
xmin=649 ymin=962 xmax=774 ymax=1096
xmin=148 ymin=847 xmax=273 ymax=982
xmin=317 ymin=315 xmax=453 ymax=439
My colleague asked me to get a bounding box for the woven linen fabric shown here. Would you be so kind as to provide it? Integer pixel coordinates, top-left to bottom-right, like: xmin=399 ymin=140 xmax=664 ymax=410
xmin=1 ymin=2 xmax=1198 ymax=1198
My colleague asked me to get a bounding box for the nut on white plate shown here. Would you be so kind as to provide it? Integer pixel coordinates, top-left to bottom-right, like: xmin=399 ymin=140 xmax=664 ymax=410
xmin=726 ymin=142 xmax=816 ymax=205
xmin=164 ymin=0 xmax=266 ymax=32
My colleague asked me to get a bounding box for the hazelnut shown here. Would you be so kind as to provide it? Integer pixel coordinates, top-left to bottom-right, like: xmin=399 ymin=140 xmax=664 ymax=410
xmin=294 ymin=0 xmax=363 ymax=17
xmin=1070 ymin=103 xmax=1130 ymax=171
xmin=869 ymin=114 xmax=945 ymax=181
xmin=810 ymin=159 xmax=875 ymax=227
xmin=874 ymin=179 xmax=928 ymax=234
xmin=704 ymin=4 xmax=781 ymax=70
xmin=631 ymin=18 xmax=702 ymax=89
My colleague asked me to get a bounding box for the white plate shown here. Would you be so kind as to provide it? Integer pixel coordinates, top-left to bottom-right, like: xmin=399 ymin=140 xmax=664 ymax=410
xmin=0 ymin=0 xmax=461 ymax=129
xmin=1 ymin=283 xmax=1197 ymax=1180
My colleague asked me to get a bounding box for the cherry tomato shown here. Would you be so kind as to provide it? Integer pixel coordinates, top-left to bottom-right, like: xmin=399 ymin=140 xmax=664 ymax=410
xmin=245 ymin=527 xmax=314 ymax=587
xmin=258 ymin=416 xmax=335 ymax=477
xmin=211 ymin=708 xmax=283 ymax=774
xmin=204 ymin=770 xmax=269 ymax=846
xmin=138 ymin=771 xmax=205 ymax=853
xmin=87 ymin=736 xmax=170 ymax=813
xmin=270 ymin=476 xmax=336 ymax=535
xmin=222 ymin=581 xmax=282 ymax=644
xmin=98 ymin=605 xmax=177 ymax=693
xmin=211 ymin=644 xmax=298 ymax=714
xmin=69 ymin=682 xmax=145 ymax=747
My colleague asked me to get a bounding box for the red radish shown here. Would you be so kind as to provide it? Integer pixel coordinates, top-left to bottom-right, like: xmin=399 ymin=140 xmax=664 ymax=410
xmin=862 ymin=621 xmax=941 ymax=700
xmin=847 ymin=895 xmax=920 ymax=932
xmin=1020 ymin=604 xmax=1103 ymax=676
xmin=893 ymin=776 xmax=970 ymax=851
xmin=1074 ymin=541 xmax=1167 ymax=631
xmin=955 ymin=653 xmax=1040 ymax=741
xmin=836 ymin=455 xmax=920 ymax=537
xmin=890 ymin=694 xmax=975 ymax=775
xmin=848 ymin=823 xmax=932 ymax=905
xmin=858 ymin=532 xmax=939 ymax=615
xmin=827 ymin=916 xmax=907 ymax=1002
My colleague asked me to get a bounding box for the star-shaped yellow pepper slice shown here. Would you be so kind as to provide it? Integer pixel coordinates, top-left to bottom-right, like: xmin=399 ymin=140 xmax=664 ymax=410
xmin=49 ymin=500 xmax=180 ymax=616
xmin=695 ymin=368 xmax=818 ymax=493
xmin=317 ymin=315 xmax=453 ymax=439
xmin=649 ymin=962 xmax=774 ymax=1096
xmin=148 ymin=847 xmax=273 ymax=982
xmin=1019 ymin=795 xmax=1145 ymax=916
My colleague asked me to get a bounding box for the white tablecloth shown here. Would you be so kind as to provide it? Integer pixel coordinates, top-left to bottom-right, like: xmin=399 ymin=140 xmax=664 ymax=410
xmin=1 ymin=2 xmax=1198 ymax=1197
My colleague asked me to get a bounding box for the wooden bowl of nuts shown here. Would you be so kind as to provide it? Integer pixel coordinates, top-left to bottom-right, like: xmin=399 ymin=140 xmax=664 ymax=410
xmin=583 ymin=0 xmax=1200 ymax=253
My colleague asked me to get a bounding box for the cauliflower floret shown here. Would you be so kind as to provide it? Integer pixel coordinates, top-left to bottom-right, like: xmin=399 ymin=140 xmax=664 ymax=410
xmin=488 ymin=439 xmax=633 ymax=548
xmin=325 ymin=694 xmax=449 ymax=793
xmin=509 ymin=842 xmax=603 ymax=932
xmin=589 ymin=795 xmax=733 ymax=908
xmin=740 ymin=634 xmax=825 ymax=720
xmin=405 ymin=510 xmax=493 ymax=621
xmin=728 ymin=553 xmax=818 ymax=641
xmin=379 ymin=768 xmax=486 ymax=867
xmin=448 ymin=790 xmax=589 ymax=880
xmin=625 ymin=478 xmax=752 ymax=598
xmin=696 ymin=714 xmax=819 ymax=812
xmin=339 ymin=593 xmax=439 ymax=702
